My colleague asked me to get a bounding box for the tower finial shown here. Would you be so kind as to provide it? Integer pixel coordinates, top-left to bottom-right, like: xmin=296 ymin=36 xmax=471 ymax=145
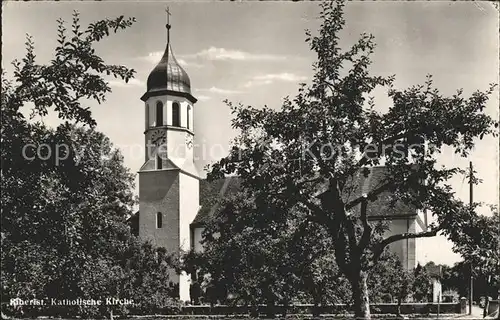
xmin=165 ymin=6 xmax=172 ymax=44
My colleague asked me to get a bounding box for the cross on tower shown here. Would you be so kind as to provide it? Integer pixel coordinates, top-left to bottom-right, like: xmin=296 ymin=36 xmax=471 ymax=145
xmin=165 ymin=7 xmax=172 ymax=43
xmin=166 ymin=7 xmax=171 ymax=26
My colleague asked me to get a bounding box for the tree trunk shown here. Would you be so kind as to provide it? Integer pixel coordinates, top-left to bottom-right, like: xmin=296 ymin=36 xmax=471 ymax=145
xmin=249 ymin=301 xmax=259 ymax=318
xmin=350 ymin=270 xmax=371 ymax=320
xmin=397 ymin=296 xmax=402 ymax=317
xmin=266 ymin=299 xmax=276 ymax=318
xmin=395 ymin=290 xmax=405 ymax=317
xmin=311 ymin=287 xmax=321 ymax=318
xmin=312 ymin=301 xmax=320 ymax=318
xmin=283 ymin=299 xmax=289 ymax=318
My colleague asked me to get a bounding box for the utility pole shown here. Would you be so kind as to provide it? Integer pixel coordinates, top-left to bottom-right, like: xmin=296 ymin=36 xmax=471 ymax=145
xmin=469 ymin=161 xmax=473 ymax=315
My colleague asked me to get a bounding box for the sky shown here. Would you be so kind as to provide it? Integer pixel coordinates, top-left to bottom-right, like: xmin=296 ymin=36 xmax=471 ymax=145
xmin=2 ymin=1 xmax=499 ymax=266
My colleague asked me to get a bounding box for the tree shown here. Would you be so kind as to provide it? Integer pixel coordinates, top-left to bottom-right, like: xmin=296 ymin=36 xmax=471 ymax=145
xmin=393 ymin=265 xmax=414 ymax=316
xmin=448 ymin=206 xmax=500 ymax=300
xmin=196 ymin=194 xmax=411 ymax=317
xmin=195 ymin=194 xmax=301 ymax=313
xmin=1 ymin=12 xmax=178 ymax=318
xmin=441 ymin=260 xmax=489 ymax=301
xmin=194 ymin=191 xmax=351 ymax=316
xmin=205 ymin=1 xmax=498 ymax=318
xmin=368 ymin=252 xmax=414 ymax=316
xmin=412 ymin=264 xmax=433 ymax=302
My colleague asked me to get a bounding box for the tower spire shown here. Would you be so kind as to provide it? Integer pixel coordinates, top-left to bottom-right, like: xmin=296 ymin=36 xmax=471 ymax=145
xmin=166 ymin=6 xmax=172 ymax=44
xmin=142 ymin=6 xmax=196 ymax=100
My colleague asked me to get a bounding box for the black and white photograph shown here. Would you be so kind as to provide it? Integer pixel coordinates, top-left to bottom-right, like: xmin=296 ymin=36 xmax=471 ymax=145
xmin=1 ymin=0 xmax=499 ymax=319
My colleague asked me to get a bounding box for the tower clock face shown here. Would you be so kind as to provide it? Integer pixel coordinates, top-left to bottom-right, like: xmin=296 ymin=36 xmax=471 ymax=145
xmin=185 ymin=135 xmax=193 ymax=149
xmin=150 ymin=129 xmax=166 ymax=147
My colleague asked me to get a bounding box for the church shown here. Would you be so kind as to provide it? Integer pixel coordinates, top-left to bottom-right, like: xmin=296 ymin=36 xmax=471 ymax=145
xmin=129 ymin=17 xmax=428 ymax=302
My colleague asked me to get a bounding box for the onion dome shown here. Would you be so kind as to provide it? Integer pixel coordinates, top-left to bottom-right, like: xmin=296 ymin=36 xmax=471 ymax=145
xmin=146 ymin=43 xmax=191 ymax=94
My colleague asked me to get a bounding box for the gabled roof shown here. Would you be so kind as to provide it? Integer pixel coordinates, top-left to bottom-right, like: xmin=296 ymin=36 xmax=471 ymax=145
xmin=191 ymin=176 xmax=241 ymax=227
xmin=190 ymin=166 xmax=417 ymax=228
xmin=339 ymin=166 xmax=416 ymax=219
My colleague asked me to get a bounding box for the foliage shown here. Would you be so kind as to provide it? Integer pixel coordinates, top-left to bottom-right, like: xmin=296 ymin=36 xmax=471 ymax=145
xmin=191 ymin=191 xmax=354 ymax=312
xmin=442 ymin=289 xmax=459 ymax=303
xmin=448 ymin=206 xmax=500 ymax=298
xmin=1 ymin=12 xmax=178 ymax=318
xmin=441 ymin=262 xmax=466 ymax=297
xmin=192 ymin=193 xmax=416 ymax=315
xmin=196 ymin=193 xmax=300 ymax=308
xmin=205 ymin=1 xmax=497 ymax=318
xmin=5 ymin=11 xmax=136 ymax=127
xmin=439 ymin=261 xmax=489 ymax=301
xmin=412 ymin=264 xmax=433 ymax=302
xmin=368 ymin=251 xmax=414 ymax=305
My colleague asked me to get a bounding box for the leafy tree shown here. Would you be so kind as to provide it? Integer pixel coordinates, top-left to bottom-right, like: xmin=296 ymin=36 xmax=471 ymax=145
xmin=194 ymin=191 xmax=352 ymax=316
xmin=412 ymin=264 xmax=433 ymax=302
xmin=195 ymin=194 xmax=298 ymax=312
xmin=441 ymin=261 xmax=478 ymax=299
xmin=440 ymin=264 xmax=455 ymax=293
xmin=205 ymin=1 xmax=498 ymax=318
xmin=368 ymin=251 xmax=414 ymax=316
xmin=294 ymin=225 xmax=352 ymax=311
xmin=442 ymin=289 xmax=459 ymax=303
xmin=393 ymin=266 xmax=414 ymax=315
xmin=118 ymin=243 xmax=181 ymax=316
xmin=448 ymin=206 xmax=500 ymax=300
xmin=194 ymin=194 xmax=411 ymax=317
xmin=1 ymin=12 xmax=177 ymax=318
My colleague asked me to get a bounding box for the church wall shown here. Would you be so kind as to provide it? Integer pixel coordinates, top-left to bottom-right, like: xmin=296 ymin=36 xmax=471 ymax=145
xmin=383 ymin=217 xmax=417 ymax=270
xmin=179 ymin=173 xmax=200 ymax=302
xmin=408 ymin=218 xmax=416 ymax=269
xmin=432 ymin=279 xmax=443 ymax=302
xmin=167 ymin=130 xmax=187 ymax=160
xmin=414 ymin=208 xmax=428 ymax=267
xmin=193 ymin=227 xmax=205 ymax=253
xmin=138 ymin=170 xmax=181 ymax=284
xmin=179 ymin=173 xmax=200 ymax=252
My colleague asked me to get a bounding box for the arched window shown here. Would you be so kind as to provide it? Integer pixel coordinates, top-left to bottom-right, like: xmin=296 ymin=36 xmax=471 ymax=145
xmin=172 ymin=102 xmax=180 ymax=127
xmin=156 ymin=101 xmax=163 ymax=127
xmin=145 ymin=103 xmax=150 ymax=129
xmin=156 ymin=212 xmax=163 ymax=228
xmin=187 ymin=105 xmax=191 ymax=129
xmin=156 ymin=154 xmax=162 ymax=170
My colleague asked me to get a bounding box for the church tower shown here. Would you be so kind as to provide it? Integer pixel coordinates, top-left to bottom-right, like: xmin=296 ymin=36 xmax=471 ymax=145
xmin=138 ymin=10 xmax=199 ymax=302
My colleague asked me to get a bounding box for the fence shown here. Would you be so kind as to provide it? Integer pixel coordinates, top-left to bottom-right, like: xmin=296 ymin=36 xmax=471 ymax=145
xmin=180 ymin=302 xmax=463 ymax=316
